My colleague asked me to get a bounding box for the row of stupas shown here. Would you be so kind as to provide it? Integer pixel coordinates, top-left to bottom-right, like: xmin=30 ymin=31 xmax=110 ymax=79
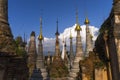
xmin=27 ymin=9 xmax=95 ymax=80
xmin=0 ymin=0 xmax=120 ymax=80
xmin=68 ymin=11 xmax=93 ymax=80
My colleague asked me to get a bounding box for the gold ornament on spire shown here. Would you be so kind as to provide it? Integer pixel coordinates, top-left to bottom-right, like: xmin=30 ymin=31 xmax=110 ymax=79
xmin=38 ymin=17 xmax=44 ymax=40
xmin=75 ymin=9 xmax=82 ymax=31
xmin=75 ymin=24 xmax=81 ymax=31
xmin=84 ymin=16 xmax=90 ymax=24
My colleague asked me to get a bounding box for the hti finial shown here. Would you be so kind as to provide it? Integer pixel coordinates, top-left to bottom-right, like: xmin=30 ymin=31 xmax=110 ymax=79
xmin=56 ymin=19 xmax=58 ymax=32
xmin=40 ymin=17 xmax=42 ymax=35
xmin=23 ymin=33 xmax=27 ymax=44
xmin=38 ymin=17 xmax=43 ymax=40
xmin=84 ymin=16 xmax=90 ymax=24
xmin=75 ymin=9 xmax=82 ymax=31
xmin=84 ymin=6 xmax=90 ymax=24
xmin=55 ymin=19 xmax=59 ymax=35
xmin=76 ymin=9 xmax=79 ymax=24
xmin=24 ymin=33 xmax=26 ymax=42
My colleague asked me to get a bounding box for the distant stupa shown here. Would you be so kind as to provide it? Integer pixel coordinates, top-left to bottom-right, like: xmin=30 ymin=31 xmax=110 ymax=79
xmin=0 ymin=0 xmax=16 ymax=54
xmin=28 ymin=31 xmax=37 ymax=77
xmin=49 ymin=20 xmax=69 ymax=78
xmin=36 ymin=17 xmax=48 ymax=79
xmin=68 ymin=10 xmax=84 ymax=80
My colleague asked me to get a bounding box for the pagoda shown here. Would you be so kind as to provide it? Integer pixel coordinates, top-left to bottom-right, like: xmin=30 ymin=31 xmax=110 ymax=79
xmin=68 ymin=10 xmax=84 ymax=80
xmin=49 ymin=20 xmax=69 ymax=79
xmin=0 ymin=0 xmax=16 ymax=54
xmin=36 ymin=18 xmax=48 ymax=80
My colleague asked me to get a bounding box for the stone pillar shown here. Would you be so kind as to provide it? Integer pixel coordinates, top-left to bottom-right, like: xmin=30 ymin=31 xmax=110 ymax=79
xmin=114 ymin=4 xmax=120 ymax=77
xmin=108 ymin=32 xmax=119 ymax=80
xmin=103 ymin=31 xmax=112 ymax=80
xmin=113 ymin=0 xmax=120 ymax=79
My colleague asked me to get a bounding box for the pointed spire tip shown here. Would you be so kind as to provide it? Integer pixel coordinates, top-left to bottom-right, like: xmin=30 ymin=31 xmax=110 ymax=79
xmin=84 ymin=17 xmax=90 ymax=24
xmin=55 ymin=19 xmax=59 ymax=35
xmin=38 ymin=17 xmax=44 ymax=40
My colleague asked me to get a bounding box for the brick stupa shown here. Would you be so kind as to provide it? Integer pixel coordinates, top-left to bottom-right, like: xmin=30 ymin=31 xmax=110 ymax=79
xmin=0 ymin=0 xmax=16 ymax=54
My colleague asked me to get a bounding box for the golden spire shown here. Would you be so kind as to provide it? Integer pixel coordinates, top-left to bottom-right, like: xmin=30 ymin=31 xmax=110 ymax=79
xmin=70 ymin=29 xmax=72 ymax=39
xmin=75 ymin=9 xmax=82 ymax=31
xmin=38 ymin=17 xmax=44 ymax=40
xmin=84 ymin=16 xmax=90 ymax=24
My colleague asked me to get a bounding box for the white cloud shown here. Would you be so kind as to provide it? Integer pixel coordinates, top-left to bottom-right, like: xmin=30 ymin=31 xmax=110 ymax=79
xmin=27 ymin=24 xmax=99 ymax=55
xmin=41 ymin=24 xmax=99 ymax=54
xmin=43 ymin=37 xmax=55 ymax=53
